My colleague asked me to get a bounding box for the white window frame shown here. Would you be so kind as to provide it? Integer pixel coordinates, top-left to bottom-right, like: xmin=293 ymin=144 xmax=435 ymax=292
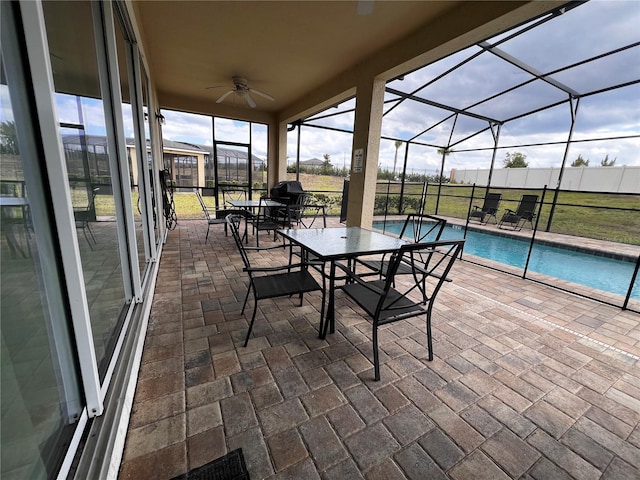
xmin=17 ymin=0 xmax=103 ymax=418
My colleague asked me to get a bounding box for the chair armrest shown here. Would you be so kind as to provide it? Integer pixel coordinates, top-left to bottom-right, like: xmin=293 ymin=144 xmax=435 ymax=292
xmin=334 ymin=262 xmax=386 ymax=295
xmin=244 ymin=261 xmax=312 ymax=273
xmin=304 ymin=203 xmax=326 ymax=210
xmin=399 ymin=258 xmax=452 ymax=282
xmin=351 ymin=257 xmax=378 ymax=271
xmin=243 ymin=243 xmax=288 ymax=252
xmin=351 ymin=254 xmax=390 ymax=276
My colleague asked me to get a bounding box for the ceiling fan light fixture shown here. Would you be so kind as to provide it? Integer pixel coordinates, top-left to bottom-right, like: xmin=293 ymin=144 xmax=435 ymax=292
xmin=210 ymin=76 xmax=274 ymax=108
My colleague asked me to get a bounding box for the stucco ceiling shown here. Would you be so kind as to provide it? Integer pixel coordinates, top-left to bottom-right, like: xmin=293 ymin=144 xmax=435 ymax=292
xmin=133 ymin=1 xmax=464 ymax=114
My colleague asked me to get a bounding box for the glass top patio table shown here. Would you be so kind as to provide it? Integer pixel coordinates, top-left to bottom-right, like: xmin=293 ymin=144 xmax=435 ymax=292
xmin=227 ymin=199 xmax=284 ymax=208
xmin=227 ymin=199 xmax=286 ymax=244
xmin=278 ymin=226 xmax=409 ymax=338
xmin=278 ymin=226 xmax=409 ymax=260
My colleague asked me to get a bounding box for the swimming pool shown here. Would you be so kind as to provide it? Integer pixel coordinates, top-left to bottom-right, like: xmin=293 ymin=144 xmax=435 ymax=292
xmin=373 ymin=221 xmax=640 ymax=300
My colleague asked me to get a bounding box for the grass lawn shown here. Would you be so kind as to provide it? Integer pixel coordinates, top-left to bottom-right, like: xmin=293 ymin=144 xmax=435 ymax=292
xmin=91 ymin=175 xmax=639 ymax=245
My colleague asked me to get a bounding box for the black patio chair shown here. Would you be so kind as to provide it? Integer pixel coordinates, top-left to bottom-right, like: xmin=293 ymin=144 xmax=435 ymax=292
xmin=220 ymin=186 xmax=254 ymax=236
xmin=194 ymin=189 xmax=226 ymax=241
xmin=336 ymin=239 xmax=465 ymax=381
xmin=221 ymin=186 xmax=248 ymax=205
xmin=356 ymin=213 xmax=447 ymax=282
xmin=468 ymin=192 xmax=501 ymax=224
xmin=280 ymin=193 xmax=327 ymax=229
xmin=300 ymin=195 xmax=327 ymax=229
xmin=74 ymin=187 xmax=100 ymax=249
xmin=498 ymin=194 xmax=538 ymax=231
xmin=248 ymin=196 xmax=283 ymax=246
xmin=227 ymin=214 xmax=325 ymax=346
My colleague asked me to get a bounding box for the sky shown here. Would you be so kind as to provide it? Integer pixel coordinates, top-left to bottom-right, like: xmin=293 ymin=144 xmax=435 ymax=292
xmin=2 ymin=0 xmax=637 ymax=176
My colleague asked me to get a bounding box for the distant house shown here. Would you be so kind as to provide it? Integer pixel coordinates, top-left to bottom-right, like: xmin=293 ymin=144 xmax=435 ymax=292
xmin=299 ymin=158 xmax=325 ymax=167
xmin=62 ymin=135 xmax=264 ymax=189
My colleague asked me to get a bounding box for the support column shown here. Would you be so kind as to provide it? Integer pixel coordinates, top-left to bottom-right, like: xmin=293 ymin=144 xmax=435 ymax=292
xmin=267 ymin=119 xmax=287 ymax=191
xmin=347 ymin=77 xmax=385 ymax=228
xmin=197 ymin=152 xmax=205 ymax=188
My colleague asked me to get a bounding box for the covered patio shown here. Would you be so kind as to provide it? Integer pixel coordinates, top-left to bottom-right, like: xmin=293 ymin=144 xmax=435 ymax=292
xmin=119 ymin=219 xmax=640 ymax=479
xmin=4 ymin=1 xmax=637 ymax=478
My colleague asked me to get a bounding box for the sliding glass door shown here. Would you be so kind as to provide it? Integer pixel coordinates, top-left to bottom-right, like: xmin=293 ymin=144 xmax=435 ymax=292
xmin=1 ymin=4 xmax=83 ymax=477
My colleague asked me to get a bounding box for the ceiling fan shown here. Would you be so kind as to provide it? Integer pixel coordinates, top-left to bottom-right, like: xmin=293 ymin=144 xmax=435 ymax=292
xmin=207 ymin=76 xmax=274 ymax=108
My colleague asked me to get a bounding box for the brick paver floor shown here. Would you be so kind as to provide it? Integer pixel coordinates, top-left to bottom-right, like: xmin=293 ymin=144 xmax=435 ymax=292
xmin=118 ymin=219 xmax=640 ymax=479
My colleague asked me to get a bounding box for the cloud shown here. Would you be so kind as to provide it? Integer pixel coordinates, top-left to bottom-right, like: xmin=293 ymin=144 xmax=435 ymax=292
xmin=162 ymin=109 xmax=212 ymax=145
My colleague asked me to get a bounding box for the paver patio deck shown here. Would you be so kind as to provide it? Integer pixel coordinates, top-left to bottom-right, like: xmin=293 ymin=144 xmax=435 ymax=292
xmin=118 ymin=218 xmax=640 ymax=480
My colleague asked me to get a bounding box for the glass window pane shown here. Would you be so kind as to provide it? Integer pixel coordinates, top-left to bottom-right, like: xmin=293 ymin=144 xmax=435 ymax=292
xmin=216 ymin=146 xmax=249 ymax=188
xmin=284 ymin=126 xmax=350 ymax=214
xmin=43 ymin=0 xmax=127 ymax=376
xmin=156 ymin=110 xmax=211 ymax=218
xmin=115 ymin=14 xmax=148 ymax=280
xmin=140 ymin=65 xmax=161 ymax=246
xmin=1 ymin=48 xmax=82 ymax=480
xmin=214 ymin=117 xmax=250 ymax=144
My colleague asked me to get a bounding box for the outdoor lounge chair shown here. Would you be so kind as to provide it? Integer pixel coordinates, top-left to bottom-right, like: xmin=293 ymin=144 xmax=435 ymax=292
xmin=227 ymin=215 xmax=324 ymax=346
xmin=468 ymin=192 xmax=501 ymax=224
xmin=336 ymin=239 xmax=465 ymax=380
xmin=498 ymin=194 xmax=538 ymax=231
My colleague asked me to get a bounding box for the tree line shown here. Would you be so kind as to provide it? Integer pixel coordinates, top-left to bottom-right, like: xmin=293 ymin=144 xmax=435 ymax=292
xmin=504 ymin=151 xmax=616 ymax=168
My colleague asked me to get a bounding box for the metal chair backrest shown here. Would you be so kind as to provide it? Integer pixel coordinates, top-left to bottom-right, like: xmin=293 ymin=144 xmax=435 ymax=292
xmin=222 ymin=187 xmax=247 ymax=205
xmin=74 ymin=187 xmax=99 ymax=221
xmin=194 ymin=189 xmax=211 ymax=220
xmin=516 ymin=195 xmax=538 ymax=219
xmin=226 ymin=214 xmax=251 ymax=270
xmin=398 ymin=213 xmax=447 ymax=243
xmin=288 ymin=193 xmax=309 ymax=223
xmin=375 ymin=239 xmax=465 ymax=322
xmin=483 ymin=192 xmax=501 ymax=214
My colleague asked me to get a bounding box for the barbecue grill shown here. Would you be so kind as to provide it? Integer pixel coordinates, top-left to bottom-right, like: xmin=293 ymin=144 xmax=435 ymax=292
xmin=270 ymin=181 xmax=305 ymax=206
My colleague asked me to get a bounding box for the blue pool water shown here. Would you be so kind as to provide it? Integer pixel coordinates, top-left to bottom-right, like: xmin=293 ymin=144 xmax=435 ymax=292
xmin=374 ymin=221 xmax=640 ymax=299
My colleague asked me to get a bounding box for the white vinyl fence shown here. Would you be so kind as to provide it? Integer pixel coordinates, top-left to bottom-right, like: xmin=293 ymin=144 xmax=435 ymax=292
xmin=450 ymin=166 xmax=640 ymax=193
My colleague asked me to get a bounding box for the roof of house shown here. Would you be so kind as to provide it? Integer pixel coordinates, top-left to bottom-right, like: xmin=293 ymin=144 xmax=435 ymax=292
xmin=299 ymin=158 xmax=325 ymax=166
xmin=62 ymin=135 xmax=263 ymax=162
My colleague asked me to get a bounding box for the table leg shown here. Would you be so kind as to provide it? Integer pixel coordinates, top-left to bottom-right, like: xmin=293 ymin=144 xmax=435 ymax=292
xmin=243 ymin=215 xmax=249 ymax=244
xmin=321 ymin=260 xmax=336 ymax=339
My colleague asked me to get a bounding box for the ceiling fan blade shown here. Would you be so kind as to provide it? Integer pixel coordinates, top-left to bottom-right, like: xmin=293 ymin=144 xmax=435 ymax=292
xmin=205 ymin=84 xmax=224 ymax=90
xmin=245 ymin=93 xmax=257 ymax=108
xmin=216 ymin=90 xmax=235 ymax=103
xmin=249 ymin=88 xmax=274 ymax=102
